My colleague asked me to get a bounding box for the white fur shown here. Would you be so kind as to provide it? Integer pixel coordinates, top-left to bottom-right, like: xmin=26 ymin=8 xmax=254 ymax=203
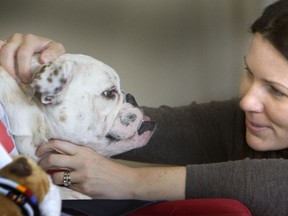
xmin=0 ymin=54 xmax=154 ymax=199
xmin=39 ymin=177 xmax=62 ymax=216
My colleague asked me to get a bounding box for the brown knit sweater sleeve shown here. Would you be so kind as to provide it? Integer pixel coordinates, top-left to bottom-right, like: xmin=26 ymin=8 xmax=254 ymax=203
xmin=115 ymin=99 xmax=288 ymax=215
xmin=115 ymin=98 xmax=246 ymax=164
xmin=186 ymin=159 xmax=288 ymax=216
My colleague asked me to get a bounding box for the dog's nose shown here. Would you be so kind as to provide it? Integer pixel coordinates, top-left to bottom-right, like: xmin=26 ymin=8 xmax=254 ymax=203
xmin=125 ymin=93 xmax=139 ymax=107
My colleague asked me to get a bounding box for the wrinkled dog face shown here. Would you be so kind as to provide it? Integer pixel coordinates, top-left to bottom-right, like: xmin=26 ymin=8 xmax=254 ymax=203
xmin=29 ymin=54 xmax=155 ymax=157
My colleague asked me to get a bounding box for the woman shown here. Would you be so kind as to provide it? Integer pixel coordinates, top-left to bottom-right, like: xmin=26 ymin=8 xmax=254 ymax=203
xmin=1 ymin=0 xmax=288 ymax=215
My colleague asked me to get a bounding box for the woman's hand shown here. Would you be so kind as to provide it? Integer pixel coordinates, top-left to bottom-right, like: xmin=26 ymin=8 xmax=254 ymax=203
xmin=0 ymin=33 xmax=65 ymax=83
xmin=36 ymin=140 xmax=186 ymax=200
xmin=36 ymin=140 xmax=138 ymax=199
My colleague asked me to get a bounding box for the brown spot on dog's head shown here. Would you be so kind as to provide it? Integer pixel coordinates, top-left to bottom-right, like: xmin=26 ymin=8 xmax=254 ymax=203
xmin=8 ymin=157 xmax=32 ymax=177
xmin=34 ymin=84 xmax=41 ymax=92
xmin=59 ymin=113 xmax=66 ymax=122
xmin=54 ymin=86 xmax=63 ymax=94
xmin=53 ymin=69 xmax=59 ymax=76
xmin=34 ymin=73 xmax=42 ymax=79
xmin=60 ymin=77 xmax=67 ymax=85
xmin=39 ymin=65 xmax=48 ymax=74
xmin=47 ymin=77 xmax=53 ymax=83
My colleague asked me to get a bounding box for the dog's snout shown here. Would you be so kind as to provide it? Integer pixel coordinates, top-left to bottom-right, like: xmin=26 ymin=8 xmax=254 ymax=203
xmin=125 ymin=93 xmax=139 ymax=107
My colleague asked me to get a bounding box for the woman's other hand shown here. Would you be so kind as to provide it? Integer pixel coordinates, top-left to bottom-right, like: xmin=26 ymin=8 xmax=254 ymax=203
xmin=0 ymin=33 xmax=65 ymax=83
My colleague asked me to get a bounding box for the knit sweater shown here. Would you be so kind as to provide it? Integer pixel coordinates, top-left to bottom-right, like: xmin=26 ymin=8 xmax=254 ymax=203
xmin=115 ymin=98 xmax=288 ymax=216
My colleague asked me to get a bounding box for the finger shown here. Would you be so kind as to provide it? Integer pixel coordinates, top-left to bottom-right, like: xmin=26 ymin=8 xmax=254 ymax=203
xmin=16 ymin=45 xmax=34 ymax=83
xmin=39 ymin=41 xmax=65 ymax=64
xmin=51 ymin=171 xmax=81 ymax=186
xmin=0 ymin=39 xmax=7 ymax=50
xmin=0 ymin=40 xmax=7 ymax=68
xmin=38 ymin=153 xmax=78 ymax=171
xmin=36 ymin=139 xmax=80 ymax=157
xmin=17 ymin=34 xmax=60 ymax=83
xmin=0 ymin=33 xmax=23 ymax=78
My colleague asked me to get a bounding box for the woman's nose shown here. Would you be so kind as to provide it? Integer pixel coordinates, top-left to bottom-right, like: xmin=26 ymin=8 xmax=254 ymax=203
xmin=240 ymin=84 xmax=264 ymax=113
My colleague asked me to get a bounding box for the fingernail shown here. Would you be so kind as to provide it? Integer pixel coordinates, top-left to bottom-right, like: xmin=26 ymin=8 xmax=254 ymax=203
xmin=41 ymin=53 xmax=52 ymax=63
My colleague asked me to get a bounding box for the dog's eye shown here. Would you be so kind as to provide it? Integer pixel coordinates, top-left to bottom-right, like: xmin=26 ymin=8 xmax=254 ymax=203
xmin=102 ymin=87 xmax=118 ymax=99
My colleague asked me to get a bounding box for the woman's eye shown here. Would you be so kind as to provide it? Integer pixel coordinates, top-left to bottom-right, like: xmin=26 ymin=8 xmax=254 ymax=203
xmin=270 ymin=86 xmax=286 ymax=97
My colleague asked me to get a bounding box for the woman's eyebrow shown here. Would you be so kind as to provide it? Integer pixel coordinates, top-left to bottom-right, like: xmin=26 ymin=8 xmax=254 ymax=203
xmin=244 ymin=56 xmax=288 ymax=91
xmin=264 ymin=79 xmax=288 ymax=91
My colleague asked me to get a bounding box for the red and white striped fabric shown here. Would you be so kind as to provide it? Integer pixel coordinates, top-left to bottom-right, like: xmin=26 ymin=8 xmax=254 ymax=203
xmin=0 ymin=103 xmax=18 ymax=157
xmin=0 ymin=120 xmax=15 ymax=154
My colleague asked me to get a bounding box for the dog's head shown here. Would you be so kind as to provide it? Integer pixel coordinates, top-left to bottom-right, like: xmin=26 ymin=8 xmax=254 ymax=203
xmin=29 ymin=54 xmax=155 ymax=157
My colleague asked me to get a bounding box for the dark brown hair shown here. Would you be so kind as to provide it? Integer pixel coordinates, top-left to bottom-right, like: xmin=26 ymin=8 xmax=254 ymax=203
xmin=251 ymin=0 xmax=288 ymax=59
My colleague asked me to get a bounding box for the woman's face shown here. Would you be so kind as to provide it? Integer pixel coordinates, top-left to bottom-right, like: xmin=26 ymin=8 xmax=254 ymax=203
xmin=240 ymin=33 xmax=288 ymax=151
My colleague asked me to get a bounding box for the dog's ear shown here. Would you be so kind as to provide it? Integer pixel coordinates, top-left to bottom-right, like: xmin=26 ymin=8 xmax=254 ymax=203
xmin=30 ymin=58 xmax=75 ymax=105
xmin=8 ymin=157 xmax=32 ymax=177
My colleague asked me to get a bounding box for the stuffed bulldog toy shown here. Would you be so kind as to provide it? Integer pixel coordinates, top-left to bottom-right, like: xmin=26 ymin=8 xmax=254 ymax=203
xmin=0 ymin=145 xmax=61 ymax=216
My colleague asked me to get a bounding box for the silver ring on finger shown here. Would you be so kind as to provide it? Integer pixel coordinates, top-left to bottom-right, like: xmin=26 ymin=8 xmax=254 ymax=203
xmin=63 ymin=171 xmax=72 ymax=187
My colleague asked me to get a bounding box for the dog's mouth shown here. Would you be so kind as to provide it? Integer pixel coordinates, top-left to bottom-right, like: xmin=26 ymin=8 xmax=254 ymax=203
xmin=105 ymin=116 xmax=156 ymax=141
xmin=137 ymin=116 xmax=156 ymax=135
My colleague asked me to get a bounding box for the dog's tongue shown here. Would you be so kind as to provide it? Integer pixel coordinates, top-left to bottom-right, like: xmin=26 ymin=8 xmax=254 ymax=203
xmin=143 ymin=116 xmax=151 ymax=121
xmin=138 ymin=116 xmax=156 ymax=135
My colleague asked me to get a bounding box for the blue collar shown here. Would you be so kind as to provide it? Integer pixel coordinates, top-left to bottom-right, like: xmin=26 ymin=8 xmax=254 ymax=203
xmin=0 ymin=175 xmax=40 ymax=216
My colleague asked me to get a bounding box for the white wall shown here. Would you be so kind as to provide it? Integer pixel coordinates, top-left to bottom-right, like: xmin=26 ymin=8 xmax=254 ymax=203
xmin=0 ymin=0 xmax=267 ymax=107
xmin=262 ymin=0 xmax=277 ymax=7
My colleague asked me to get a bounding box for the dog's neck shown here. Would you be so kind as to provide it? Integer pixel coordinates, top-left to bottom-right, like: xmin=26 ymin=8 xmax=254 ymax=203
xmin=0 ymin=67 xmax=49 ymax=160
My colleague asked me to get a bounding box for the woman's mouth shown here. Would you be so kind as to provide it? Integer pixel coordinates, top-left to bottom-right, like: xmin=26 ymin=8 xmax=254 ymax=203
xmin=246 ymin=119 xmax=270 ymax=133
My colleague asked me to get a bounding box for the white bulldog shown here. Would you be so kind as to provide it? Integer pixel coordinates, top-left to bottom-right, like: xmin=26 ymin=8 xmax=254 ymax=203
xmin=0 ymin=54 xmax=156 ymax=198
